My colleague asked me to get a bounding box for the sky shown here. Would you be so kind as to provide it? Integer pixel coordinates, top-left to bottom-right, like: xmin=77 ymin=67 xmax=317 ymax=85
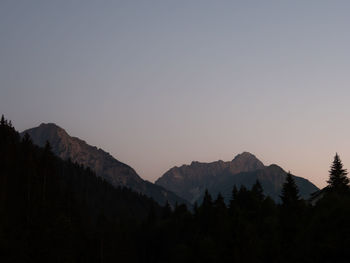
xmin=2 ymin=0 xmax=350 ymax=188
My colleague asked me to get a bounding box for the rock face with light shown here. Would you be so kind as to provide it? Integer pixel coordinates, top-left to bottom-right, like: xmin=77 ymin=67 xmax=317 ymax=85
xmin=22 ymin=123 xmax=188 ymax=207
xmin=155 ymin=152 xmax=319 ymax=203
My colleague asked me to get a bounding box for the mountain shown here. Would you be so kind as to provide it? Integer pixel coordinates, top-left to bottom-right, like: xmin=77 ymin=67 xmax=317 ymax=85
xmin=155 ymin=152 xmax=319 ymax=203
xmin=1 ymin=117 xmax=162 ymax=262
xmin=22 ymin=123 xmax=188 ymax=207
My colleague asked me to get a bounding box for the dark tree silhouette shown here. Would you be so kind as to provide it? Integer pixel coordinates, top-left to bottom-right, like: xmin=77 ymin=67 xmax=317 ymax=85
xmin=214 ymin=192 xmax=226 ymax=213
xmin=4 ymin=114 xmax=350 ymax=263
xmin=229 ymin=185 xmax=238 ymax=214
xmin=280 ymin=172 xmax=300 ymax=207
xmin=202 ymin=189 xmax=213 ymax=208
xmin=327 ymin=153 xmax=349 ymax=190
xmin=0 ymin=114 xmax=5 ymax=125
xmin=0 ymin=115 xmax=160 ymax=263
xmin=252 ymin=180 xmax=264 ymax=201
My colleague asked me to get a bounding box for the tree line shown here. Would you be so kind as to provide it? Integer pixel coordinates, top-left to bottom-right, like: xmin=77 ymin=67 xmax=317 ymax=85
xmin=1 ymin=115 xmax=350 ymax=263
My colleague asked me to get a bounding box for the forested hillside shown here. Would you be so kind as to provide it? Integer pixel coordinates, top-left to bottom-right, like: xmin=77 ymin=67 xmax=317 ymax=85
xmin=2 ymin=116 xmax=350 ymax=263
xmin=0 ymin=116 xmax=160 ymax=262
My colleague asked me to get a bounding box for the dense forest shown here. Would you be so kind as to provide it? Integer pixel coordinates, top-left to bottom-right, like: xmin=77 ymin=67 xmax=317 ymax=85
xmin=2 ymin=116 xmax=350 ymax=263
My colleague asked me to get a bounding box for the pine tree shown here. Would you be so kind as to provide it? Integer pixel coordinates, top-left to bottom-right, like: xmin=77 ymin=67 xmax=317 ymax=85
xmin=215 ymin=192 xmax=225 ymax=205
xmin=327 ymin=153 xmax=349 ymax=190
xmin=280 ymin=172 xmax=300 ymax=207
xmin=199 ymin=190 xmax=214 ymax=233
xmin=214 ymin=192 xmax=226 ymax=212
xmin=252 ymin=180 xmax=264 ymax=201
xmin=279 ymin=172 xmax=304 ymax=259
xmin=0 ymin=114 xmax=5 ymax=126
xmin=202 ymin=189 xmax=212 ymax=208
xmin=235 ymin=185 xmax=249 ymax=208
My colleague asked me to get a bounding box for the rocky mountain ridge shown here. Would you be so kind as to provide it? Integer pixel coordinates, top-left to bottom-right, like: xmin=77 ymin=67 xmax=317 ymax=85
xmin=22 ymin=123 xmax=188 ymax=207
xmin=156 ymin=152 xmax=319 ymax=203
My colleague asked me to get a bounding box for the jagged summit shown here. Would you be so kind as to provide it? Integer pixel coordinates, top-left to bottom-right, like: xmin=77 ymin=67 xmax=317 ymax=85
xmin=156 ymin=152 xmax=267 ymax=203
xmin=156 ymin=152 xmax=319 ymax=203
xmin=39 ymin=122 xmax=60 ymax=127
xmin=23 ymin=123 xmax=70 ymax=147
xmin=37 ymin=122 xmax=67 ymax=133
xmin=184 ymin=152 xmax=263 ymax=169
xmin=232 ymin=151 xmax=259 ymax=162
xmin=230 ymin=152 xmax=265 ymax=173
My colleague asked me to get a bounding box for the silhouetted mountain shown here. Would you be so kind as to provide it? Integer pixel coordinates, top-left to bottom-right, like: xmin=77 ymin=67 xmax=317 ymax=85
xmin=4 ymin=116 xmax=350 ymax=263
xmin=22 ymin=123 xmax=188 ymax=206
xmin=156 ymin=152 xmax=319 ymax=203
xmin=1 ymin=117 xmax=162 ymax=262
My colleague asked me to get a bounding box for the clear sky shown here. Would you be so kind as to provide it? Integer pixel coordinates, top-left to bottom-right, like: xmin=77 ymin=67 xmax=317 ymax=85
xmin=2 ymin=1 xmax=350 ymax=188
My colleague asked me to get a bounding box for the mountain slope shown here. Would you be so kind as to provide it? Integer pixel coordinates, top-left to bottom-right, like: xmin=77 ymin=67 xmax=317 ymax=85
xmin=1 ymin=117 xmax=161 ymax=262
xmin=156 ymin=152 xmax=319 ymax=203
xmin=22 ymin=123 xmax=188 ymax=206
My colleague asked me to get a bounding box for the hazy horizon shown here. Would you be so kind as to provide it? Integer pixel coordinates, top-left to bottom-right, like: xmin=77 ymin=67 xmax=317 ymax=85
xmin=2 ymin=1 xmax=350 ymax=188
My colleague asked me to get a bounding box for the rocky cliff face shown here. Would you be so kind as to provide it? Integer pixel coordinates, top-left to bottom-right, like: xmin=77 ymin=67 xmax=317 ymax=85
xmin=156 ymin=152 xmax=319 ymax=203
xmin=155 ymin=152 xmax=265 ymax=203
xmin=22 ymin=123 xmax=188 ymax=207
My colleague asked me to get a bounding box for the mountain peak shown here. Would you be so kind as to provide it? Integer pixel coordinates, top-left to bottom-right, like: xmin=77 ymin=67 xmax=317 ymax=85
xmin=21 ymin=122 xmax=70 ymax=147
xmin=156 ymin=151 xmax=318 ymax=204
xmin=229 ymin=152 xmax=265 ymax=173
xmin=232 ymin=151 xmax=258 ymax=161
xmin=39 ymin=122 xmax=59 ymax=127
xmin=156 ymin=152 xmax=267 ymax=203
xmin=37 ymin=122 xmax=66 ymax=133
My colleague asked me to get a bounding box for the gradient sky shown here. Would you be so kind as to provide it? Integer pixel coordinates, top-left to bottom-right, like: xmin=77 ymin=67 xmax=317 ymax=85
xmin=2 ymin=1 xmax=350 ymax=188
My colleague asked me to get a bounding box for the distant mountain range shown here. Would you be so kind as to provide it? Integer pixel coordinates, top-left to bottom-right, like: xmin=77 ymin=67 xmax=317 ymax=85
xmin=155 ymin=152 xmax=319 ymax=203
xmin=23 ymin=124 xmax=319 ymax=206
xmin=22 ymin=123 xmax=188 ymax=207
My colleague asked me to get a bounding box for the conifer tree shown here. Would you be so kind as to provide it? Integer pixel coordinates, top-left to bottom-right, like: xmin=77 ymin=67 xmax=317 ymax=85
xmin=199 ymin=189 xmax=213 ymax=228
xmin=215 ymin=192 xmax=225 ymax=205
xmin=0 ymin=114 xmax=5 ymax=126
xmin=235 ymin=185 xmax=249 ymax=207
xmin=280 ymin=172 xmax=300 ymax=207
xmin=252 ymin=180 xmax=264 ymax=201
xmin=202 ymin=189 xmax=212 ymax=208
xmin=327 ymin=153 xmax=349 ymax=190
xmin=214 ymin=192 xmax=226 ymax=212
xmin=279 ymin=172 xmax=303 ymax=257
